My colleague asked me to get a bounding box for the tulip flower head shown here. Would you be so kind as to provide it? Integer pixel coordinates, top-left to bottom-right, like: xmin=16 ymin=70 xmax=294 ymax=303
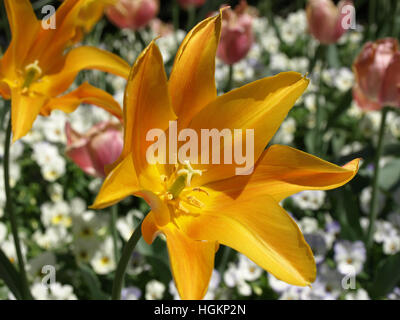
xmin=91 ymin=12 xmax=360 ymax=300
xmin=353 ymin=38 xmax=400 ymax=110
xmin=178 ymin=0 xmax=206 ymax=9
xmin=306 ymin=0 xmax=353 ymax=44
xmin=66 ymin=122 xmax=124 ymax=178
xmin=216 ymin=1 xmax=254 ymax=65
xmin=106 ymin=0 xmax=159 ymax=30
xmin=0 ymin=0 xmax=130 ymax=142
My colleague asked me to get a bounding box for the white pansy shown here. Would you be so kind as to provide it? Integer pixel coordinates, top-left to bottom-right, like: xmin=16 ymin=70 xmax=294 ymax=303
xmin=382 ymin=235 xmax=400 ymax=255
xmin=41 ymin=201 xmax=72 ymax=228
xmin=345 ymin=288 xmax=370 ymax=300
xmin=31 ymin=282 xmax=77 ymax=300
xmin=273 ymin=117 xmax=296 ymax=145
xmin=27 ymin=252 xmax=56 ymax=280
xmin=33 ymin=226 xmax=71 ymax=250
xmin=292 ymin=190 xmax=326 ymax=210
xmin=237 ymin=255 xmax=263 ymax=282
xmin=334 ymin=240 xmax=366 ymax=275
xmin=116 ymin=209 xmax=143 ymax=241
xmin=90 ymin=237 xmax=116 ymax=274
xmin=48 ymin=183 xmax=64 ymax=202
xmin=145 ymin=280 xmax=165 ymax=300
xmin=333 ymin=68 xmax=354 ymax=92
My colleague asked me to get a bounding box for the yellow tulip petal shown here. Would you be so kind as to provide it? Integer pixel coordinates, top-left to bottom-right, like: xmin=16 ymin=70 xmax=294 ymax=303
xmin=163 ymin=224 xmax=216 ymax=300
xmin=205 ymin=145 xmax=360 ymax=202
xmin=169 ymin=13 xmax=222 ymax=127
xmin=4 ymin=0 xmax=39 ymax=69
xmin=179 ymin=192 xmax=316 ymax=287
xmin=136 ymin=190 xmax=170 ymax=226
xmin=40 ymin=82 xmax=122 ymax=120
xmin=45 ymin=46 xmax=130 ymax=96
xmin=90 ymin=154 xmax=140 ymax=209
xmin=188 ymin=72 xmax=309 ymax=186
xmin=10 ymin=90 xmax=47 ymax=142
xmin=118 ymin=41 xmax=175 ymax=190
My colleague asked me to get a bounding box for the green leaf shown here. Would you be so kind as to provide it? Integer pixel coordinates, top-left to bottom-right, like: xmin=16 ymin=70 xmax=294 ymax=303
xmin=378 ymin=159 xmax=400 ymax=191
xmin=78 ymin=263 xmax=108 ymax=300
xmin=370 ymin=253 xmax=400 ymax=299
xmin=0 ymin=248 xmax=23 ymax=300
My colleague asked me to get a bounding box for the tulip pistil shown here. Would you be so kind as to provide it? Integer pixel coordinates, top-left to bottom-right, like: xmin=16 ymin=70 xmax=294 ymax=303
xmin=167 ymin=161 xmax=203 ymax=199
xmin=22 ymin=60 xmax=42 ymax=90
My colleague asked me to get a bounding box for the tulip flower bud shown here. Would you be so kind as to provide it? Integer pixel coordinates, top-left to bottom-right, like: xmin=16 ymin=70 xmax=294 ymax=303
xmin=178 ymin=0 xmax=206 ymax=9
xmin=306 ymin=0 xmax=353 ymax=44
xmin=216 ymin=1 xmax=254 ymax=65
xmin=106 ymin=0 xmax=159 ymax=30
xmin=65 ymin=122 xmax=123 ymax=178
xmin=353 ymin=38 xmax=400 ymax=110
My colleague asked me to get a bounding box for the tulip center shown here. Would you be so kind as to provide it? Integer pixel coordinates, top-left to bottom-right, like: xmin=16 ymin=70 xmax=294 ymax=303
xmin=167 ymin=160 xmax=203 ymax=199
xmin=22 ymin=60 xmax=42 ymax=90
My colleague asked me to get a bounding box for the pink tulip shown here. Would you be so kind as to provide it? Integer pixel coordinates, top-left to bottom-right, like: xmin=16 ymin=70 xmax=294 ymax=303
xmin=106 ymin=0 xmax=159 ymax=30
xmin=216 ymin=1 xmax=254 ymax=65
xmin=65 ymin=122 xmax=123 ymax=178
xmin=353 ymin=38 xmax=400 ymax=110
xmin=178 ymin=0 xmax=206 ymax=9
xmin=306 ymin=0 xmax=353 ymax=44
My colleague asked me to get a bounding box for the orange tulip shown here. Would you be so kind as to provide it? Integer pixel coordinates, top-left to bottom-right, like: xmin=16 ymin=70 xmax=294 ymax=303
xmin=91 ymin=12 xmax=360 ymax=299
xmin=353 ymin=38 xmax=400 ymax=110
xmin=0 ymin=0 xmax=130 ymax=142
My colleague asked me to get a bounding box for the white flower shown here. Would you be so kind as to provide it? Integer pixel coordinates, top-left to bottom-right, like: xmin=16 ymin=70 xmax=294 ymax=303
xmin=90 ymin=237 xmax=116 ymax=274
xmin=121 ymin=287 xmax=142 ymax=300
xmin=268 ymin=274 xmax=291 ymax=293
xmin=41 ymin=201 xmax=72 ymax=228
xmin=360 ymin=186 xmax=385 ymax=215
xmin=69 ymin=197 xmax=87 ymax=216
xmin=145 ymin=280 xmax=165 ymax=300
xmin=237 ymin=255 xmax=263 ymax=282
xmin=116 ymin=209 xmax=143 ymax=241
xmin=333 ymin=68 xmax=354 ymax=92
xmin=1 ymin=237 xmax=27 ymax=265
xmin=345 ymin=288 xmax=370 ymax=300
xmin=270 ymin=53 xmax=289 ymax=71
xmin=382 ymin=235 xmax=400 ymax=255
xmin=292 ymin=190 xmax=326 ymax=210
xmin=72 ymin=210 xmax=107 ymax=239
xmin=0 ymin=222 xmax=7 ymax=243
xmin=373 ymin=220 xmax=397 ymax=243
xmin=298 ymin=217 xmax=319 ymax=234
xmin=31 ymin=282 xmax=77 ymax=300
xmin=27 ymin=252 xmax=56 ymax=280
xmin=33 ymin=226 xmax=71 ymax=250
xmin=273 ymin=117 xmax=296 ymax=145
xmin=334 ymin=240 xmax=366 ymax=275
xmin=48 ymin=183 xmax=64 ymax=202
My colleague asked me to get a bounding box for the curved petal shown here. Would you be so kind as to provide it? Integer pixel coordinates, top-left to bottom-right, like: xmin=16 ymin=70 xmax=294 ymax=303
xmin=188 ymin=72 xmax=309 ymax=186
xmin=163 ymin=225 xmax=216 ymax=300
xmin=205 ymin=145 xmax=360 ymax=202
xmin=90 ymin=154 xmax=140 ymax=209
xmin=40 ymin=82 xmax=122 ymax=120
xmin=169 ymin=12 xmax=222 ymax=127
xmin=44 ymin=46 xmax=130 ymax=97
xmin=179 ymin=192 xmax=316 ymax=287
xmin=380 ymin=52 xmax=400 ymax=107
xmin=117 ymin=41 xmax=175 ymax=190
xmin=141 ymin=215 xmax=216 ymax=300
xmin=10 ymin=89 xmax=47 ymax=142
xmin=3 ymin=0 xmax=39 ymax=71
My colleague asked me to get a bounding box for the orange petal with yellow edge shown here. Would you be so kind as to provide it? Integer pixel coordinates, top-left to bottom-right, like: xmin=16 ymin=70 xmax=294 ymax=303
xmin=204 ymin=145 xmax=360 ymax=203
xmin=178 ymin=192 xmax=316 ymax=287
xmin=169 ymin=12 xmax=222 ymax=127
xmin=41 ymin=82 xmax=122 ymax=120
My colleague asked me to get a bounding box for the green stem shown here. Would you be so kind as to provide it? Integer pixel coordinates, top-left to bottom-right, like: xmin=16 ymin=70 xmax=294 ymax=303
xmin=186 ymin=5 xmax=196 ymax=31
xmin=135 ymin=31 xmax=147 ymax=49
xmin=366 ymin=107 xmax=390 ymax=250
xmin=218 ymin=246 xmax=231 ymax=274
xmin=172 ymin=0 xmax=180 ymax=31
xmin=224 ymin=64 xmax=234 ymax=93
xmin=367 ymin=0 xmax=376 ymax=40
xmin=314 ymin=49 xmax=326 ymax=157
xmin=3 ymin=114 xmax=31 ymax=300
xmin=110 ymin=205 xmax=119 ymax=263
xmin=111 ymin=215 xmax=146 ymax=300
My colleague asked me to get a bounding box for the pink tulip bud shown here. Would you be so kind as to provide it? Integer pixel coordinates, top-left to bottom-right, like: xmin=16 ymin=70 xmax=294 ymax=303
xmin=216 ymin=1 xmax=254 ymax=65
xmin=178 ymin=0 xmax=206 ymax=9
xmin=306 ymin=0 xmax=353 ymax=44
xmin=353 ymin=38 xmax=400 ymax=110
xmin=106 ymin=0 xmax=159 ymax=30
xmin=65 ymin=122 xmax=123 ymax=178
